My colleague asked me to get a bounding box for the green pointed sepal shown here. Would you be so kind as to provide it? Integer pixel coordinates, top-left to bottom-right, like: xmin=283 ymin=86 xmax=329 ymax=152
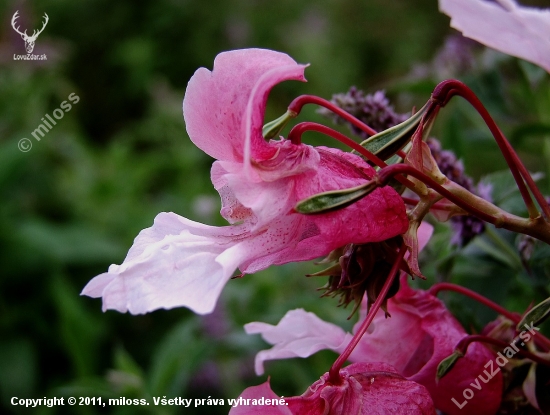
xmin=517 ymin=296 xmax=550 ymax=331
xmin=262 ymin=110 xmax=297 ymax=140
xmin=295 ymin=180 xmax=378 ymax=214
xmin=358 ymin=102 xmax=429 ymax=161
xmin=436 ymin=351 xmax=464 ymax=380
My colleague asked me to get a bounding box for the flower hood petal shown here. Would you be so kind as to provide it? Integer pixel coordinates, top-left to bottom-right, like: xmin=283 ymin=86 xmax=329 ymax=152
xmin=183 ymin=48 xmax=307 ymax=162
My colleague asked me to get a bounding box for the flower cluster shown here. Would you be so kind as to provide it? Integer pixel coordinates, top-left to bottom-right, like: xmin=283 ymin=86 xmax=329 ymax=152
xmin=82 ymin=3 xmax=550 ymax=410
xmin=82 ymin=49 xmax=407 ymax=315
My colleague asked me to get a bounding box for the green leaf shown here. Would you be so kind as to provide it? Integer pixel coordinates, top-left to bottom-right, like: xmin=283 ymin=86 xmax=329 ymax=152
xmin=358 ymin=102 xmax=429 ymax=160
xmin=517 ymin=296 xmax=550 ymax=330
xmin=436 ymin=351 xmax=463 ymax=380
xmin=148 ymin=319 xmax=210 ymax=397
xmin=295 ymin=181 xmax=377 ymax=214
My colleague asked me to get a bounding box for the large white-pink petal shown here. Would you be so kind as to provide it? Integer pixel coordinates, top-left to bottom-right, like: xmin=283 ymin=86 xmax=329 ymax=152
xmin=439 ymin=0 xmax=550 ymax=72
xmin=245 ymin=309 xmax=352 ymax=375
xmin=81 ymin=213 xmax=246 ymax=315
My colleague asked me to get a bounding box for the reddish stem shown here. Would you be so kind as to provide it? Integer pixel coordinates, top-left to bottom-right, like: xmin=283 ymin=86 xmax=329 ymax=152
xmin=288 ymin=122 xmax=416 ymax=190
xmin=455 ymin=335 xmax=550 ymax=366
xmin=432 ymin=80 xmax=548 ymax=220
xmin=328 ymin=244 xmax=407 ymax=384
xmin=402 ymin=197 xmax=419 ymax=206
xmin=288 ymin=122 xmax=385 ymax=167
xmin=288 ymin=95 xmax=378 ymax=137
xmin=429 ymin=283 xmax=520 ymax=321
xmin=429 ymin=283 xmax=550 ymax=351
xmin=378 ymin=164 xmax=498 ymax=224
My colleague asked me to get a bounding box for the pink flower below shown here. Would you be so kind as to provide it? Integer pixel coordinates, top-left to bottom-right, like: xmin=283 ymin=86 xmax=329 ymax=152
xmin=246 ymin=277 xmax=503 ymax=415
xmin=229 ymin=362 xmax=435 ymax=415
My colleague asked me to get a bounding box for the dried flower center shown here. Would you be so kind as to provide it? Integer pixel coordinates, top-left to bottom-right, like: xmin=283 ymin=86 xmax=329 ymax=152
xmin=312 ymin=236 xmax=406 ymax=317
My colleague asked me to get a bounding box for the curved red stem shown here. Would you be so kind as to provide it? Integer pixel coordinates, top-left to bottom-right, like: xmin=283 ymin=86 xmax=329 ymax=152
xmin=432 ymin=80 xmax=549 ymax=220
xmin=456 ymin=335 xmax=550 ymax=366
xmin=429 ymin=283 xmax=519 ymax=321
xmin=288 ymin=122 xmax=417 ymax=190
xmin=429 ymin=283 xmax=550 ymax=351
xmin=288 ymin=95 xmax=378 ymax=137
xmin=328 ymin=244 xmax=407 ymax=384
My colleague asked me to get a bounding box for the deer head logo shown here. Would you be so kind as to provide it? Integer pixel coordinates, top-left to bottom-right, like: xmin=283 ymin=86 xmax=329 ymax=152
xmin=11 ymin=10 xmax=49 ymax=54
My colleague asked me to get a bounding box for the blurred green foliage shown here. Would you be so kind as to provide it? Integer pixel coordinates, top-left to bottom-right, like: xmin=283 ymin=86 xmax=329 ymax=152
xmin=1 ymin=0 xmax=549 ymax=414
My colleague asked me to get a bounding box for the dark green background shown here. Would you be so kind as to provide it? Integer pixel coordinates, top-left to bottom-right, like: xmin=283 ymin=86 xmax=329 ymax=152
xmin=1 ymin=0 xmax=550 ymax=414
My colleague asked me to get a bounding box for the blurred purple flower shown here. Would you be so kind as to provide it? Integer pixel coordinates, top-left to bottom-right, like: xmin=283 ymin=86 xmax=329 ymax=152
xmin=319 ymin=88 xmax=408 ymax=137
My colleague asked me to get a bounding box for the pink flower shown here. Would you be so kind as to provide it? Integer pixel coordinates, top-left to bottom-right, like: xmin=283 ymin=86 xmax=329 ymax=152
xmin=439 ymin=0 xmax=550 ymax=72
xmin=246 ymin=277 xmax=502 ymax=414
xmin=229 ymin=362 xmax=435 ymax=415
xmin=82 ymin=49 xmax=408 ymax=315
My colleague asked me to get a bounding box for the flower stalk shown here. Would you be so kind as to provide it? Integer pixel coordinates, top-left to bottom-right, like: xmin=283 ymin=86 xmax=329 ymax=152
xmin=376 ymin=164 xmax=550 ymax=245
xmin=288 ymin=95 xmax=378 ymax=136
xmin=431 ymin=79 xmax=549 ymax=220
xmin=429 ymin=282 xmax=550 ymax=351
xmin=454 ymin=335 xmax=550 ymax=367
xmin=328 ymin=243 xmax=407 ymax=384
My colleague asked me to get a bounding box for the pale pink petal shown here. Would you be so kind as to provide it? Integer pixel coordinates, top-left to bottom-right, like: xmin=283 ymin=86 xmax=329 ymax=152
xmin=82 ymin=213 xmax=246 ymax=315
xmin=439 ymin=0 xmax=550 ymax=72
xmin=211 ymin=160 xmax=256 ymax=225
xmin=253 ymin=139 xmax=321 ymax=182
xmin=417 ymin=221 xmax=434 ymax=252
xmin=183 ymin=49 xmax=307 ymax=162
xmin=244 ymin=309 xmax=352 ymax=375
